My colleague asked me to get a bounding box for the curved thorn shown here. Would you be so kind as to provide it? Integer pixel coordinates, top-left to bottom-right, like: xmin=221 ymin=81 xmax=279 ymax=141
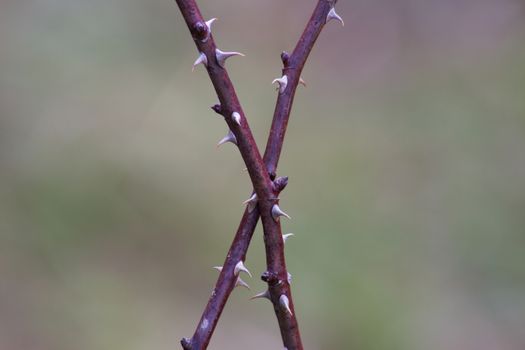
xmin=327 ymin=7 xmax=344 ymax=26
xmin=271 ymin=204 xmax=291 ymax=222
xmin=201 ymin=18 xmax=217 ymax=42
xmin=231 ymin=111 xmax=241 ymax=126
xmin=242 ymin=193 xmax=257 ymax=205
xmin=205 ymin=18 xmax=217 ymax=30
xmin=272 ymin=75 xmax=288 ymax=94
xmin=192 ymin=52 xmax=208 ymax=72
xmin=279 ymin=294 xmax=293 ymax=316
xmin=282 ymin=233 xmax=294 ymax=243
xmin=250 ymin=289 xmax=271 ymax=300
xmin=299 ymin=77 xmax=307 ymax=87
xmin=235 ymin=277 xmax=250 ymax=290
xmin=234 ymin=260 xmax=252 ymax=278
xmin=214 ymin=266 xmax=250 ymax=289
xmin=215 ymin=49 xmax=245 ymax=68
xmin=216 ymin=130 xmax=237 ymax=147
xmin=243 ymin=193 xmax=258 ymax=213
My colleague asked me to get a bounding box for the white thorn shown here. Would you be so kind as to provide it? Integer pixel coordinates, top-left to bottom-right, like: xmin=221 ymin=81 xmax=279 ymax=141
xmin=279 ymin=294 xmax=293 ymax=315
xmin=282 ymin=233 xmax=294 ymax=243
xmin=272 ymin=75 xmax=288 ymax=94
xmin=250 ymin=289 xmax=271 ymax=300
xmin=202 ymin=18 xmax=217 ymax=42
xmin=215 ymin=265 xmax=249 ymax=289
xmin=216 ymin=130 xmax=237 ymax=147
xmin=234 ymin=260 xmax=252 ymax=278
xmin=243 ymin=193 xmax=258 ymax=213
xmin=326 ymin=7 xmax=344 ymax=26
xmin=192 ymin=52 xmax=208 ymax=71
xmin=231 ymin=112 xmax=241 ymax=126
xmin=299 ymin=77 xmax=307 ymax=87
xmin=287 ymin=272 xmax=292 ymax=284
xmin=235 ymin=277 xmax=250 ymax=290
xmin=271 ymin=204 xmax=291 ymax=222
xmin=215 ymin=49 xmax=245 ymax=68
xmin=205 ymin=18 xmax=217 ymax=30
xmin=242 ymin=193 xmax=257 ymax=205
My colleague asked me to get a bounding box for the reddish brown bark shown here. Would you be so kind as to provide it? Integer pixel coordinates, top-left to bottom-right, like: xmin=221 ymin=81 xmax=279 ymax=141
xmin=174 ymin=1 xmax=340 ymax=349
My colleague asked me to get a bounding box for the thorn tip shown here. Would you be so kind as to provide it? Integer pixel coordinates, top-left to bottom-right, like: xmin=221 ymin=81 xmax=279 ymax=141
xmin=279 ymin=294 xmax=293 ymax=315
xmin=217 ymin=130 xmax=237 ymax=147
xmin=231 ymin=112 xmax=241 ymax=126
xmin=283 ymin=233 xmax=294 ymax=243
xmin=192 ymin=52 xmax=208 ymax=71
xmin=271 ymin=204 xmax=291 ymax=222
xmin=250 ymin=289 xmax=271 ymax=300
xmin=201 ymin=18 xmax=217 ymax=42
xmin=243 ymin=193 xmax=258 ymax=212
xmin=215 ymin=49 xmax=245 ymax=68
xmin=235 ymin=277 xmax=250 ymax=290
xmin=234 ymin=260 xmax=252 ymax=278
xmin=272 ymin=75 xmax=288 ymax=93
xmin=327 ymin=7 xmax=344 ymax=26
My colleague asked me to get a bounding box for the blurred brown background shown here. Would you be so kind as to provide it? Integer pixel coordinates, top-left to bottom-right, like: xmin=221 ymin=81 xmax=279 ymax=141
xmin=1 ymin=0 xmax=525 ymax=349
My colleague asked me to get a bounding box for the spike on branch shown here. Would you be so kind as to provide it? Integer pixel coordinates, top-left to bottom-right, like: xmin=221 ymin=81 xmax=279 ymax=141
xmin=272 ymin=75 xmax=288 ymax=94
xmin=272 ymin=204 xmax=291 ymax=221
xmin=215 ymin=49 xmax=245 ymax=68
xmin=174 ymin=0 xmax=340 ymax=348
xmin=326 ymin=7 xmax=344 ymax=26
xmin=192 ymin=52 xmax=208 ymax=71
xmin=216 ymin=130 xmax=237 ymax=147
xmin=234 ymin=260 xmax=252 ymax=278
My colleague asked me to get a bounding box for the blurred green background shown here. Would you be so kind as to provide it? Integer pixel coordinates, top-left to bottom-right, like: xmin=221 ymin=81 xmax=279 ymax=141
xmin=1 ymin=0 xmax=525 ymax=349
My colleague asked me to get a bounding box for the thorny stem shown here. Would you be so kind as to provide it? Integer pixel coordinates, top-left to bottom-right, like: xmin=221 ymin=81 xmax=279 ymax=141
xmin=175 ymin=0 xmax=339 ymax=349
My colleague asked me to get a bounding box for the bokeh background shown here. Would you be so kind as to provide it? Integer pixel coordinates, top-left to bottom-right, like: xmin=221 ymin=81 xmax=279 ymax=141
xmin=1 ymin=0 xmax=525 ymax=349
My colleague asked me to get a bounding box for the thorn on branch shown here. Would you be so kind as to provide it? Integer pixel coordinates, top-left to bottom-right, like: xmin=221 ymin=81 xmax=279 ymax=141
xmin=217 ymin=130 xmax=237 ymax=147
xmin=214 ymin=266 xmax=251 ymax=289
xmin=243 ymin=193 xmax=258 ymax=213
xmin=236 ymin=277 xmax=251 ymax=290
xmin=192 ymin=52 xmax=208 ymax=71
xmin=200 ymin=18 xmax=217 ymax=42
xmin=272 ymin=75 xmax=288 ymax=94
xmin=326 ymin=7 xmax=344 ymax=26
xmin=231 ymin=111 xmax=242 ymax=126
xmin=234 ymin=260 xmax=252 ymax=278
xmin=282 ymin=233 xmax=294 ymax=243
xmin=215 ymin=49 xmax=245 ymax=68
xmin=279 ymin=295 xmax=293 ymax=316
xmin=250 ymin=289 xmax=271 ymax=300
xmin=271 ymin=204 xmax=291 ymax=222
